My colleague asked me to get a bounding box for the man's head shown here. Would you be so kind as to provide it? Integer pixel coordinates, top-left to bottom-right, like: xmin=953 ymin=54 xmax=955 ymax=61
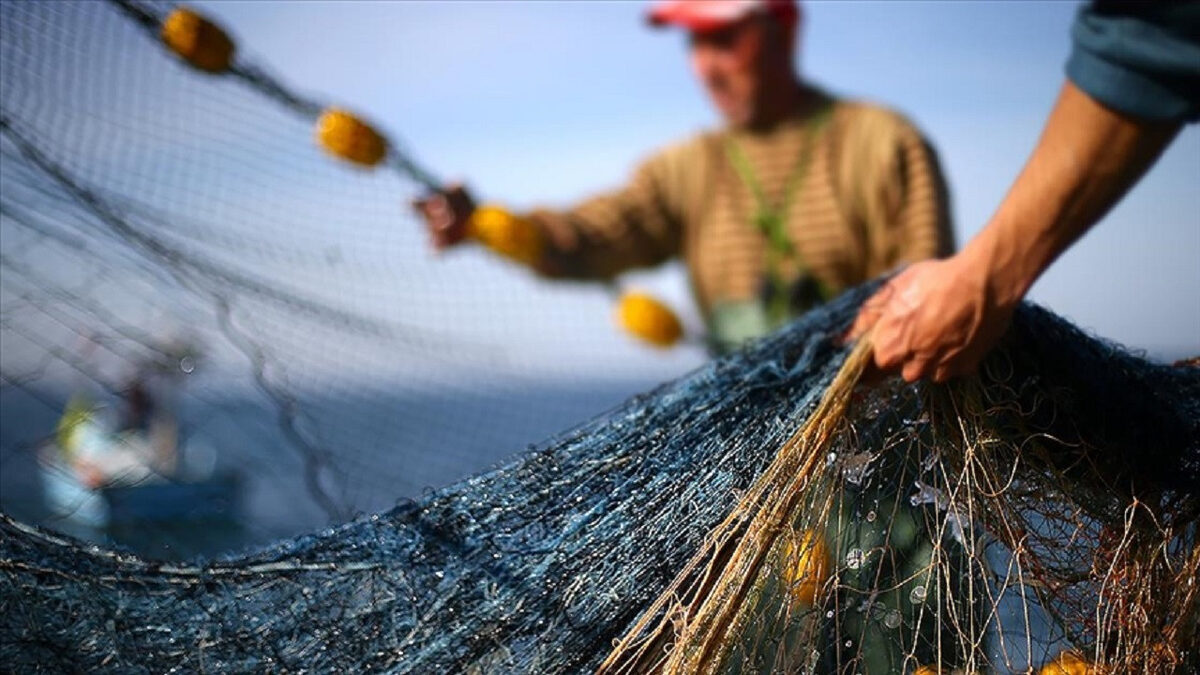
xmin=648 ymin=0 xmax=801 ymax=128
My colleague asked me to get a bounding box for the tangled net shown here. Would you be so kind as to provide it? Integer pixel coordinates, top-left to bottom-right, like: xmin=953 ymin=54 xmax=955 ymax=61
xmin=1 ymin=1 xmax=1197 ymax=673
xmin=3 ymin=289 xmax=1198 ymax=673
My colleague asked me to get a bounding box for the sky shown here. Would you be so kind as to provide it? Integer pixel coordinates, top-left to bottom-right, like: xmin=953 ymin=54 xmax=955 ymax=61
xmin=125 ymin=1 xmax=1200 ymax=358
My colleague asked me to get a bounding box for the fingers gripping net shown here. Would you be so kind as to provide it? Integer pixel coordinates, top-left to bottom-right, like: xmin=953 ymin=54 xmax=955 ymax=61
xmin=3 ymin=292 xmax=1198 ymax=673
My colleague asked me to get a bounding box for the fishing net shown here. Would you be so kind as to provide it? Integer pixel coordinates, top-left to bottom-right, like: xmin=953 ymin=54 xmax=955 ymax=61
xmin=3 ymin=292 xmax=1197 ymax=673
xmin=0 ymin=0 xmax=704 ymax=558
xmin=2 ymin=2 xmax=1198 ymax=673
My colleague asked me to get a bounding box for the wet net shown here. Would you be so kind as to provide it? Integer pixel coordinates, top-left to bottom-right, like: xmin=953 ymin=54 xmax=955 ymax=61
xmin=2 ymin=2 xmax=1198 ymax=673
xmin=3 ymin=293 xmax=1198 ymax=673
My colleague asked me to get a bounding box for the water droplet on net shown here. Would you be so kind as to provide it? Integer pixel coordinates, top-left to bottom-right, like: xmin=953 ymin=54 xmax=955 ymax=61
xmin=909 ymin=585 xmax=927 ymax=604
xmin=845 ymin=548 xmax=864 ymax=570
xmin=865 ymin=511 xmax=876 ymax=523
xmin=883 ymin=609 xmax=902 ymax=629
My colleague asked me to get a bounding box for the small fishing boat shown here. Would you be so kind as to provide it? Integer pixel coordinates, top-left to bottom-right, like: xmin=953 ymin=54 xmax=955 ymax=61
xmin=38 ymin=400 xmax=240 ymax=533
xmin=102 ymin=471 xmax=240 ymax=525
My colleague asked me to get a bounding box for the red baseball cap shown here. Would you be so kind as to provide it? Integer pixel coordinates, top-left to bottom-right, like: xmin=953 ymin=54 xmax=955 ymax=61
xmin=647 ymin=0 xmax=799 ymax=32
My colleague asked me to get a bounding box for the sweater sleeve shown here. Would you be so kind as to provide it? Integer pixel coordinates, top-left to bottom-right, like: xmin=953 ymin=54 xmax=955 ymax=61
xmin=521 ymin=139 xmax=700 ymax=280
xmin=1066 ymin=1 xmax=1200 ymax=122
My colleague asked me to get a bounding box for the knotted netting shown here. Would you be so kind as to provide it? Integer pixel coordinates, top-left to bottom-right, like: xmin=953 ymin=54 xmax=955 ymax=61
xmin=3 ymin=293 xmax=1198 ymax=673
xmin=1 ymin=1 xmax=1198 ymax=673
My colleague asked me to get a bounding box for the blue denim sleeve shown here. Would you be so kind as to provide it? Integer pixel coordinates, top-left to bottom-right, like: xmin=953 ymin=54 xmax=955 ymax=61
xmin=1066 ymin=1 xmax=1200 ymax=122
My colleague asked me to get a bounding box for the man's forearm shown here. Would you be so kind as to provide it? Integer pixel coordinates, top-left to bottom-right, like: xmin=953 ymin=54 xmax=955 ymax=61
xmin=963 ymin=81 xmax=1182 ymax=308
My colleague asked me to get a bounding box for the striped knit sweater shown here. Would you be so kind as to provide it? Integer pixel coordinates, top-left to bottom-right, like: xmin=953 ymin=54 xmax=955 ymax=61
xmin=524 ymin=88 xmax=954 ymax=322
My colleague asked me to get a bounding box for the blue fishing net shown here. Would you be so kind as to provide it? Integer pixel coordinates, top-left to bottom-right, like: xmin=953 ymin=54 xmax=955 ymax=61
xmin=2 ymin=290 xmax=1197 ymax=673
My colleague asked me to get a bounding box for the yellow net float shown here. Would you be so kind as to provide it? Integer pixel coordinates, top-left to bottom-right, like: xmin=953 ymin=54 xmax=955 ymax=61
xmin=315 ymin=108 xmax=388 ymax=167
xmin=615 ymin=291 xmax=683 ymax=348
xmin=1039 ymin=651 xmax=1094 ymax=675
xmin=466 ymin=205 xmax=544 ymax=267
xmin=160 ymin=7 xmax=235 ymax=74
xmin=780 ymin=529 xmax=831 ymax=606
xmin=912 ymin=667 xmax=941 ymax=675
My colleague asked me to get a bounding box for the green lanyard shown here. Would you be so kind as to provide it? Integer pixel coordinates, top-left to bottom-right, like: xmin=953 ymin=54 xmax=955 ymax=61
xmin=725 ymin=104 xmax=832 ymax=324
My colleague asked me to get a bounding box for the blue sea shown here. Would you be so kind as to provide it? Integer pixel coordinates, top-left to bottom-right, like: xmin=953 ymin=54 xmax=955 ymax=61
xmin=0 ymin=380 xmax=655 ymax=561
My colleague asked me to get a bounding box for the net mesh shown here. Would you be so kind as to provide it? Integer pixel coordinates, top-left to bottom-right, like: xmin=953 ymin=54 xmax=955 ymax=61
xmin=1 ymin=2 xmax=1198 ymax=673
xmin=3 ymin=294 xmax=1197 ymax=673
xmin=0 ymin=0 xmax=703 ymax=557
xmin=600 ymin=305 xmax=1199 ymax=674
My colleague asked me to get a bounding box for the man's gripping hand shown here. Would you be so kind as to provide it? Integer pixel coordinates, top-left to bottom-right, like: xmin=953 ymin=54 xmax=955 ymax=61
xmin=412 ymin=183 xmax=476 ymax=250
xmin=848 ymin=255 xmax=1019 ymax=383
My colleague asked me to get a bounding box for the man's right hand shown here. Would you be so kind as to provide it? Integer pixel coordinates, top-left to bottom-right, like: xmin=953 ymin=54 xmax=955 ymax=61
xmin=412 ymin=183 xmax=476 ymax=250
xmin=847 ymin=254 xmax=1019 ymax=383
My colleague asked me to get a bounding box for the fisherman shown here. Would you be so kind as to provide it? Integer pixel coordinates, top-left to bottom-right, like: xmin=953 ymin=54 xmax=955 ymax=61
xmin=117 ymin=372 xmax=179 ymax=476
xmin=412 ymin=1 xmax=961 ymax=669
xmin=852 ymin=1 xmax=1200 ymax=381
xmin=414 ymin=0 xmax=954 ymax=354
xmin=119 ymin=377 xmax=155 ymax=435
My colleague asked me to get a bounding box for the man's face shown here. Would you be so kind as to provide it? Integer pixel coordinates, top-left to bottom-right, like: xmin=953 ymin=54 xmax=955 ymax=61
xmin=688 ymin=16 xmax=785 ymax=127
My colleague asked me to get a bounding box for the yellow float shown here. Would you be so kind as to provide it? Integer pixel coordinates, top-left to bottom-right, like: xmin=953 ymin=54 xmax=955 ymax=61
xmin=781 ymin=529 xmax=831 ymax=606
xmin=616 ymin=292 xmax=683 ymax=348
xmin=315 ymin=109 xmax=388 ymax=167
xmin=160 ymin=7 xmax=235 ymax=73
xmin=1039 ymin=650 xmax=1094 ymax=675
xmin=467 ymin=205 xmax=543 ymax=267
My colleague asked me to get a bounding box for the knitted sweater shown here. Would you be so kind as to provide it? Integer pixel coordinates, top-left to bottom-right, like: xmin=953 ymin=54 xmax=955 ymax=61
xmin=525 ymin=89 xmax=954 ymax=321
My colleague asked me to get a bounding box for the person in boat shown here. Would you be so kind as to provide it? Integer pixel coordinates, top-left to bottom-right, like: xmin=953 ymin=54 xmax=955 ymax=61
xmin=118 ymin=374 xmax=179 ymax=476
xmin=53 ymin=393 xmax=108 ymax=489
xmin=119 ymin=377 xmax=155 ymax=435
xmin=50 ymin=372 xmax=180 ymax=492
xmin=414 ymin=0 xmax=954 ymax=354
